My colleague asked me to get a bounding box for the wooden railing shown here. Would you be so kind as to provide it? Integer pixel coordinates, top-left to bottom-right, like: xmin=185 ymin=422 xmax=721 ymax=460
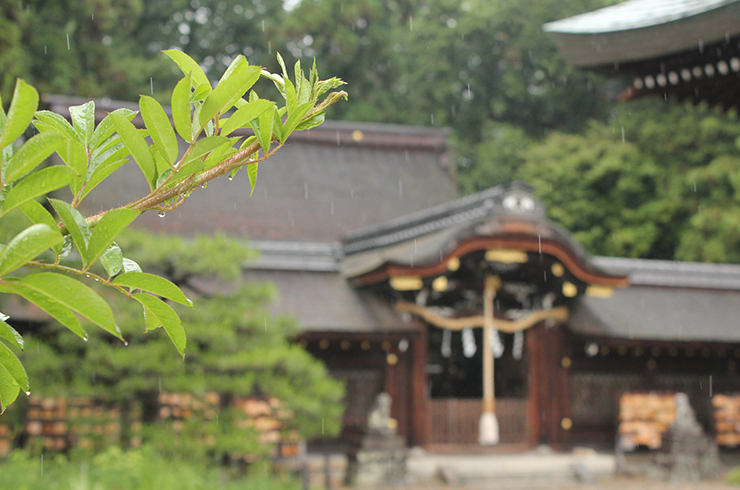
xmin=430 ymin=398 xmax=529 ymax=445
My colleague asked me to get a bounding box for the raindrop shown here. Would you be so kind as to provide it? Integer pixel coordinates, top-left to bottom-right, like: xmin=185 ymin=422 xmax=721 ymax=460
xmin=414 ymin=239 xmax=418 ymax=253
xmin=158 ymin=210 xmax=166 ymax=218
xmin=216 ymin=415 xmax=219 ymax=425
xmin=330 ymin=201 xmax=334 ymax=216
xmin=228 ymin=175 xmax=233 ymax=181
xmin=158 ymin=376 xmax=162 ymax=393
xmin=25 ymin=390 xmax=31 ymax=396
xmin=409 ymin=16 xmax=413 ymax=31
xmin=150 ymin=77 xmax=154 ymax=95
xmin=322 ymin=417 xmax=325 ymax=434
xmin=538 ymin=234 xmax=542 ymax=255
xmin=304 ymin=183 xmax=309 ymax=200
xmin=398 ymin=180 xmax=403 ymax=197
xmin=40 ymin=454 xmax=43 ymax=477
xmin=336 ymin=131 xmax=341 ymax=145
xmin=83 ymin=335 xmax=88 ymax=342
xmin=44 ymin=45 xmax=47 ymax=54
xmin=92 ymin=13 xmax=94 ymax=20
xmin=621 ymin=127 xmax=625 ymax=143
xmin=66 ymin=34 xmax=70 ymax=50
xmin=123 ymin=340 xmax=129 ymax=347
xmin=710 ymin=375 xmax=713 ymax=397
xmin=431 ymin=114 xmax=434 ymax=125
xmin=201 ymin=183 xmax=207 ymax=189
xmin=543 ymin=271 xmax=547 ymax=282
xmin=268 ymin=41 xmax=271 ymax=54
xmin=699 ymin=39 xmax=704 ymax=53
xmin=264 ymin=317 xmax=267 ymax=331
xmin=262 ymin=20 xmax=265 ymax=31
xmin=350 ymin=188 xmax=354 ymax=199
xmin=694 ymin=182 xmax=697 ymax=192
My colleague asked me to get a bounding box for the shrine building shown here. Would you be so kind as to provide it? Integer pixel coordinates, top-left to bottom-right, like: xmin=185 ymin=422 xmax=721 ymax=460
xmin=25 ymin=93 xmax=740 ymax=451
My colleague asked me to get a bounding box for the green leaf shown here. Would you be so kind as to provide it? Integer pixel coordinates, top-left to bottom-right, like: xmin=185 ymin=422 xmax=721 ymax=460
xmin=0 ymin=313 xmax=23 ymax=350
xmin=122 ymin=258 xmax=141 ymax=273
xmin=109 ymin=111 xmax=156 ymax=189
xmin=162 ymin=50 xmax=210 ymax=90
xmin=19 ymin=273 xmax=122 ymax=340
xmin=90 ymin=108 xmax=136 ymax=150
xmin=247 ymin=162 xmax=258 ymax=196
xmin=49 ymin=198 xmax=90 ymax=261
xmin=280 ymin=101 xmax=314 ymax=141
xmin=1 ymin=166 xmax=77 ymax=216
xmin=178 ymin=136 xmax=230 ymax=167
xmin=60 ymin=139 xmax=88 ymax=197
xmin=252 ymin=106 xmax=275 ymax=153
xmin=18 ymin=200 xmax=62 ymax=256
xmin=140 ymin=95 xmax=178 ymax=166
xmin=84 ymin=208 xmax=140 ymax=268
xmin=100 ymin=243 xmax=123 ymax=277
xmin=0 ymin=79 xmax=39 ymax=150
xmin=218 ymin=55 xmax=249 ymax=84
xmin=68 ymin=101 xmax=95 ymax=147
xmin=0 ymin=280 xmax=86 ymax=340
xmin=192 ymin=83 xmax=210 ymax=103
xmin=113 ymin=272 xmax=193 ymax=307
xmin=0 ymin=224 xmax=63 ymax=278
xmin=34 ymin=111 xmax=77 ymax=140
xmin=0 ymin=341 xmax=28 ymax=391
xmin=220 ymin=100 xmax=274 ymax=136
xmin=199 ymin=66 xmax=260 ymax=128
xmin=3 ymin=131 xmax=66 ymax=183
xmin=133 ymin=293 xmax=186 ymax=357
xmin=0 ymin=362 xmax=20 ymax=413
xmin=295 ymin=112 xmax=325 ymax=132
xmin=171 ymin=73 xmax=192 ymax=142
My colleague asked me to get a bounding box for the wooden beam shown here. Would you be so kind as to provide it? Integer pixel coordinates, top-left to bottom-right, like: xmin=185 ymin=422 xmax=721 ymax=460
xmin=394 ymin=302 xmax=569 ymax=333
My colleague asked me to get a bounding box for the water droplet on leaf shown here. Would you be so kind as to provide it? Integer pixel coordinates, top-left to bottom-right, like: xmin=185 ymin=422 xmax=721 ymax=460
xmin=158 ymin=210 xmax=166 ymax=218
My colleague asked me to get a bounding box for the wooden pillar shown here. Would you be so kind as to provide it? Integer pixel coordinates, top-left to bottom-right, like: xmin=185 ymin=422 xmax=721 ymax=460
xmin=410 ymin=328 xmax=430 ymax=446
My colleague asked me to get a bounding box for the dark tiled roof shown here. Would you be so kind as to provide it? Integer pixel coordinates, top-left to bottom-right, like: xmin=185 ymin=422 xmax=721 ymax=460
xmin=570 ymin=286 xmax=740 ymax=342
xmin=571 ymin=257 xmax=740 ymax=342
xmin=342 ymin=183 xmax=547 ymax=254
xmin=242 ymin=269 xmax=411 ymax=332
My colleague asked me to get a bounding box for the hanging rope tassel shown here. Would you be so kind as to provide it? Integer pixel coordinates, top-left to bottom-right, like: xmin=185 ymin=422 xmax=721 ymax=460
xmin=490 ymin=328 xmax=504 ymax=359
xmin=462 ymin=328 xmax=477 ymax=358
xmin=441 ymin=328 xmax=452 ymax=358
xmin=512 ymin=330 xmax=524 ymax=360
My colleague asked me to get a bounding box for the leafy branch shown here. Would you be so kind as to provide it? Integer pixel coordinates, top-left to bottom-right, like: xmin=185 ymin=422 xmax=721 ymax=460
xmin=0 ymin=51 xmax=346 ymax=411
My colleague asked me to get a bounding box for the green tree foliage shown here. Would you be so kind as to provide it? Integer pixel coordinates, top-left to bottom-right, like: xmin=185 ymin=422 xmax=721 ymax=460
xmin=517 ymin=99 xmax=740 ymax=262
xmin=277 ymin=0 xmax=613 ymax=142
xmin=0 ymin=1 xmax=287 ymax=102
xmin=0 ymin=50 xmax=346 ymax=411
xmin=22 ymin=230 xmax=344 ymax=446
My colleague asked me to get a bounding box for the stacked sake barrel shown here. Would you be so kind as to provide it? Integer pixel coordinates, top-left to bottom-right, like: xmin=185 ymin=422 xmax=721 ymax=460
xmin=713 ymin=394 xmax=740 ymax=446
xmin=24 ymin=397 xmax=72 ymax=451
xmin=231 ymin=396 xmax=300 ymax=458
xmin=618 ymin=392 xmax=676 ymax=449
xmin=24 ymin=397 xmax=126 ymax=451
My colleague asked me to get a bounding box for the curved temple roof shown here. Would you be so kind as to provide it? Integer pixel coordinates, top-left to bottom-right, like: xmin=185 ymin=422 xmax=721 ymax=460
xmin=544 ymin=0 xmax=740 ymax=67
xmin=341 ymin=183 xmax=627 ymax=288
